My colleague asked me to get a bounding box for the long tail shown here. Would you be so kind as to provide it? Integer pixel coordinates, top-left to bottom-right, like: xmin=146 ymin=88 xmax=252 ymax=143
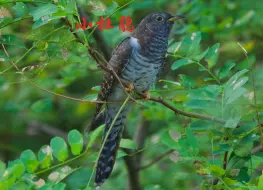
xmin=95 ymin=104 xmax=127 ymax=186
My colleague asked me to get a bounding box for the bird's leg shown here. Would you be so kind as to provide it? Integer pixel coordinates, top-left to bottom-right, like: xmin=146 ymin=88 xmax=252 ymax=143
xmin=120 ymin=79 xmax=134 ymax=93
xmin=142 ymin=90 xmax=151 ymax=101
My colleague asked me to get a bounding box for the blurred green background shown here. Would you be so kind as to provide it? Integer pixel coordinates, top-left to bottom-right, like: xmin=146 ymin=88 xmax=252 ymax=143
xmin=0 ymin=0 xmax=263 ymax=189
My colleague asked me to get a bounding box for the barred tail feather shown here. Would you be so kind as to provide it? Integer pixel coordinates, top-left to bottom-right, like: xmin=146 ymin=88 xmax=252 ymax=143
xmin=95 ymin=106 xmax=126 ymax=186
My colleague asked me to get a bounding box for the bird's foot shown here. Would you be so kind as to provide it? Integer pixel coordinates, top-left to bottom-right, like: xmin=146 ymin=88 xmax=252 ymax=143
xmin=124 ymin=82 xmax=134 ymax=93
xmin=142 ymin=91 xmax=151 ymax=101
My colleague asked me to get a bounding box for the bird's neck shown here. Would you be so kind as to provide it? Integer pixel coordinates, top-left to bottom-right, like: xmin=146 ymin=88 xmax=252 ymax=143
xmin=132 ymin=28 xmax=168 ymax=57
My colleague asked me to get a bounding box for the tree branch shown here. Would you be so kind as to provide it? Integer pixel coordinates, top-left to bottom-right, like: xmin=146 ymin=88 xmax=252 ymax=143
xmin=148 ymin=97 xmax=226 ymax=124
xmin=137 ymin=150 xmax=174 ymax=171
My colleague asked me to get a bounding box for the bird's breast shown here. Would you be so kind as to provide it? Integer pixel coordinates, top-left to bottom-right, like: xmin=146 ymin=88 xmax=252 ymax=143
xmin=121 ymin=50 xmax=164 ymax=93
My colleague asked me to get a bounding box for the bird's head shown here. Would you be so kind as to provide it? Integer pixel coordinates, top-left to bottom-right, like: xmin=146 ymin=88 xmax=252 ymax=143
xmin=133 ymin=12 xmax=184 ymax=46
xmin=134 ymin=12 xmax=184 ymax=36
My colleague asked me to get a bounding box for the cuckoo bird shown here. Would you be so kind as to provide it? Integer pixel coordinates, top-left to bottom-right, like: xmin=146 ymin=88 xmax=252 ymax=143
xmin=88 ymin=12 xmax=184 ymax=187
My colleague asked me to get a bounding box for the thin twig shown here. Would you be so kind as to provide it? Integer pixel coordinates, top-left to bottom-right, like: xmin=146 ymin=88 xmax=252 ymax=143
xmin=138 ymin=150 xmax=174 ymax=170
xmin=1 ymin=44 xmax=108 ymax=104
xmin=149 ymin=96 xmax=225 ymax=124
xmin=238 ymin=42 xmax=263 ymax=151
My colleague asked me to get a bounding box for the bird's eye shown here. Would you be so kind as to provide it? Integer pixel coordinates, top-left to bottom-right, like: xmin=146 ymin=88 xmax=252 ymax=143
xmin=156 ymin=16 xmax=164 ymax=22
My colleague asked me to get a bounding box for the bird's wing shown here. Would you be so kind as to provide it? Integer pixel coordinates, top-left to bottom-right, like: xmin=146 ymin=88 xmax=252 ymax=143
xmin=89 ymin=37 xmax=133 ymax=131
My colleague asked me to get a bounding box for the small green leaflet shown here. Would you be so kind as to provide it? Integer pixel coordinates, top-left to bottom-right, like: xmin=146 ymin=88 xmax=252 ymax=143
xmin=179 ymin=74 xmax=195 ymax=89
xmin=205 ymin=43 xmax=220 ymax=68
xmin=12 ymin=2 xmax=28 ymax=18
xmin=29 ymin=3 xmax=60 ymax=29
xmin=120 ymin=139 xmax=137 ymax=150
xmin=38 ymin=145 xmax=52 ymax=169
xmin=180 ymin=32 xmax=202 ymax=57
xmin=218 ymin=61 xmax=236 ymax=79
xmin=7 ymin=159 xmax=25 ymax=178
xmin=224 ymin=69 xmax=249 ymax=105
xmin=185 ymin=127 xmax=199 ymax=155
xmin=226 ymin=155 xmax=250 ymax=171
xmin=20 ymin=150 xmax=39 ymax=173
xmin=68 ymin=130 xmax=83 ymax=155
xmin=0 ymin=35 xmax=25 ymax=48
xmin=223 ymin=116 xmax=241 ymax=128
xmin=171 ymin=58 xmax=193 ymax=70
xmin=192 ymin=48 xmax=209 ymax=62
xmin=50 ymin=137 xmax=69 ymax=162
xmin=29 ymin=4 xmax=58 ymax=21
xmin=258 ymin=171 xmax=263 ymax=189
xmin=190 ymin=120 xmax=214 ymax=131
xmin=31 ymin=99 xmax=53 ymax=113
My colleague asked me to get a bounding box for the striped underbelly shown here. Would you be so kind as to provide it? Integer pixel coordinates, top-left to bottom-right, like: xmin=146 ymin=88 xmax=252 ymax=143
xmin=121 ymin=53 xmax=162 ymax=93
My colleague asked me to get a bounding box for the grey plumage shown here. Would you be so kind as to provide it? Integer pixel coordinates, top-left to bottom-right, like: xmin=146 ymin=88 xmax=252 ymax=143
xmin=89 ymin=12 xmax=182 ymax=186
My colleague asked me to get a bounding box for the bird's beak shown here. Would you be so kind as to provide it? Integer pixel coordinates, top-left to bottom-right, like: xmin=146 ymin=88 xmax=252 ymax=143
xmin=167 ymin=15 xmax=185 ymax=22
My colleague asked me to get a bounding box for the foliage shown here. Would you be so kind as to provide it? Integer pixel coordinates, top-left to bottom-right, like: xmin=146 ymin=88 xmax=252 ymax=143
xmin=0 ymin=0 xmax=263 ymax=189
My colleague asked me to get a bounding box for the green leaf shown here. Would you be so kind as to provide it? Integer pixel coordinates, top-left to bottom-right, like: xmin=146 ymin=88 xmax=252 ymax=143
xmin=192 ymin=48 xmax=209 ymax=61
xmin=258 ymin=171 xmax=263 ymax=189
xmin=86 ymin=125 xmax=104 ymax=149
xmin=225 ymin=69 xmax=248 ymax=87
xmin=180 ymin=32 xmax=202 ymax=57
xmin=184 ymin=99 xmax=220 ymax=110
xmin=105 ymin=1 xmax=119 ymax=15
xmin=225 ymin=87 xmax=247 ymax=105
xmin=0 ymin=35 xmax=25 ymax=48
xmin=120 ymin=139 xmax=137 ymax=149
xmin=64 ymin=168 xmax=92 ymax=190
xmin=38 ymin=145 xmax=52 ymax=169
xmin=186 ymin=127 xmax=199 ymax=155
xmin=12 ymin=2 xmax=28 ymax=18
xmin=50 ymin=137 xmax=68 ymax=162
xmin=224 ymin=76 xmax=248 ymax=105
xmin=188 ymin=85 xmax=221 ymax=100
xmin=29 ymin=3 xmax=58 ymax=21
xmin=161 ymin=130 xmax=181 ymax=149
xmin=20 ymin=150 xmax=39 ymax=173
xmin=32 ymin=16 xmax=62 ymax=29
xmin=91 ymin=10 xmax=105 ymax=16
xmin=48 ymin=166 xmax=74 ymax=184
xmin=190 ymin=120 xmax=214 ymax=131
xmin=179 ymin=74 xmax=195 ymax=89
xmin=171 ymin=58 xmax=193 ymax=70
xmin=168 ymin=41 xmax=181 ymax=53
xmin=205 ymin=43 xmax=220 ymax=68
xmin=227 ymin=155 xmax=250 ymax=171
xmin=91 ymin=86 xmax=101 ymax=92
xmin=7 ymin=159 xmax=25 ymax=178
xmin=53 ymin=182 xmax=66 ymax=190
xmin=223 ymin=116 xmax=241 ymax=128
xmin=224 ymin=69 xmax=249 ymax=105
xmin=31 ymin=99 xmax=53 ymax=113
xmin=218 ymin=62 xmax=236 ymax=79
xmin=233 ymin=122 xmax=257 ymax=135
xmin=209 ymin=165 xmax=225 ymax=177
xmin=0 ymin=17 xmax=13 ymax=29
xmin=83 ymin=94 xmax=97 ymax=101
xmin=68 ymin=130 xmax=83 ymax=155
xmin=234 ymin=142 xmax=253 ymax=157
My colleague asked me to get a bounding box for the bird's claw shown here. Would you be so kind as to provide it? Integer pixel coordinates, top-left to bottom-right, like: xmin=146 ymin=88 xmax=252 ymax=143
xmin=143 ymin=91 xmax=151 ymax=101
xmin=125 ymin=83 xmax=134 ymax=93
